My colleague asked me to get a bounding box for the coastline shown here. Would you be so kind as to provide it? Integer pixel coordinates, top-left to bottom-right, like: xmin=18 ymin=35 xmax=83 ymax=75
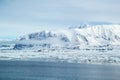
xmin=0 ymin=49 xmax=120 ymax=65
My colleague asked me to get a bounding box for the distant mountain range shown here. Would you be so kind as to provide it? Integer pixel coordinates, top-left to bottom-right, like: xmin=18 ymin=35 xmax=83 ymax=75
xmin=0 ymin=24 xmax=120 ymax=50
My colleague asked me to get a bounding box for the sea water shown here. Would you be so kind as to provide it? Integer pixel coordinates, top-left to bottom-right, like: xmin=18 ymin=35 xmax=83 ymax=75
xmin=0 ymin=61 xmax=120 ymax=80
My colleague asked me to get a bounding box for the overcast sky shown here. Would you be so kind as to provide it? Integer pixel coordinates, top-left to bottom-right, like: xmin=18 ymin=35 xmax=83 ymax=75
xmin=0 ymin=0 xmax=120 ymax=40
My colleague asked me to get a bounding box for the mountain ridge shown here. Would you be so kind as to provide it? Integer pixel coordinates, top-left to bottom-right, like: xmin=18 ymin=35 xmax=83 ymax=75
xmin=19 ymin=24 xmax=120 ymax=44
xmin=0 ymin=24 xmax=120 ymax=50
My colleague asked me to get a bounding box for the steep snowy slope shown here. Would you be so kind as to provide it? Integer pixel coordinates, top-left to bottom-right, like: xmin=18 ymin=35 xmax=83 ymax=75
xmin=20 ymin=25 xmax=120 ymax=44
xmin=73 ymin=24 xmax=120 ymax=46
xmin=11 ymin=24 xmax=120 ymax=50
xmin=13 ymin=30 xmax=72 ymax=49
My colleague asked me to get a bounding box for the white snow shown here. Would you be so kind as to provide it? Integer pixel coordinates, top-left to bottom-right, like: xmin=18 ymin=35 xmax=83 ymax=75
xmin=18 ymin=24 xmax=120 ymax=47
xmin=0 ymin=24 xmax=120 ymax=65
xmin=0 ymin=49 xmax=120 ymax=65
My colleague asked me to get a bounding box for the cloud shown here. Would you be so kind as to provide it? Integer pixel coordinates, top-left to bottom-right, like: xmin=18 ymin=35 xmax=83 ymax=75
xmin=1 ymin=0 xmax=120 ymax=23
xmin=0 ymin=0 xmax=120 ymax=39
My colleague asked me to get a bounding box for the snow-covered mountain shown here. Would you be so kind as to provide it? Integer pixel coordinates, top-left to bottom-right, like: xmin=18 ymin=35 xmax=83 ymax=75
xmin=0 ymin=24 xmax=120 ymax=50
xmin=0 ymin=24 xmax=120 ymax=64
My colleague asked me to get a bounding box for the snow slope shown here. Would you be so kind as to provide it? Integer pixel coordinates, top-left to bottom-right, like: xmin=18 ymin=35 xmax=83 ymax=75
xmin=0 ymin=24 xmax=120 ymax=50
xmin=13 ymin=24 xmax=120 ymax=50
xmin=0 ymin=24 xmax=120 ymax=65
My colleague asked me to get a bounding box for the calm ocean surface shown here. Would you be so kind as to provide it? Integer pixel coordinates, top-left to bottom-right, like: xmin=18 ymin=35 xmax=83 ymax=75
xmin=0 ymin=60 xmax=120 ymax=80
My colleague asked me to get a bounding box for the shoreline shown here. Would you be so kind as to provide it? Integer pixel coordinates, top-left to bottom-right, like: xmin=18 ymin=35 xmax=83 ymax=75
xmin=0 ymin=49 xmax=120 ymax=65
xmin=0 ymin=58 xmax=120 ymax=66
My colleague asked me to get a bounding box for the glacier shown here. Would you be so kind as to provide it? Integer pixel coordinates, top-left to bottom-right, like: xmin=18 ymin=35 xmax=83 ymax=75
xmin=20 ymin=24 xmax=120 ymax=46
xmin=0 ymin=24 xmax=120 ymax=65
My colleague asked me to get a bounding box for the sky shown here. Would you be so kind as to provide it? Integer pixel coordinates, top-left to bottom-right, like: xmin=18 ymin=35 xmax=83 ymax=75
xmin=0 ymin=0 xmax=120 ymax=40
